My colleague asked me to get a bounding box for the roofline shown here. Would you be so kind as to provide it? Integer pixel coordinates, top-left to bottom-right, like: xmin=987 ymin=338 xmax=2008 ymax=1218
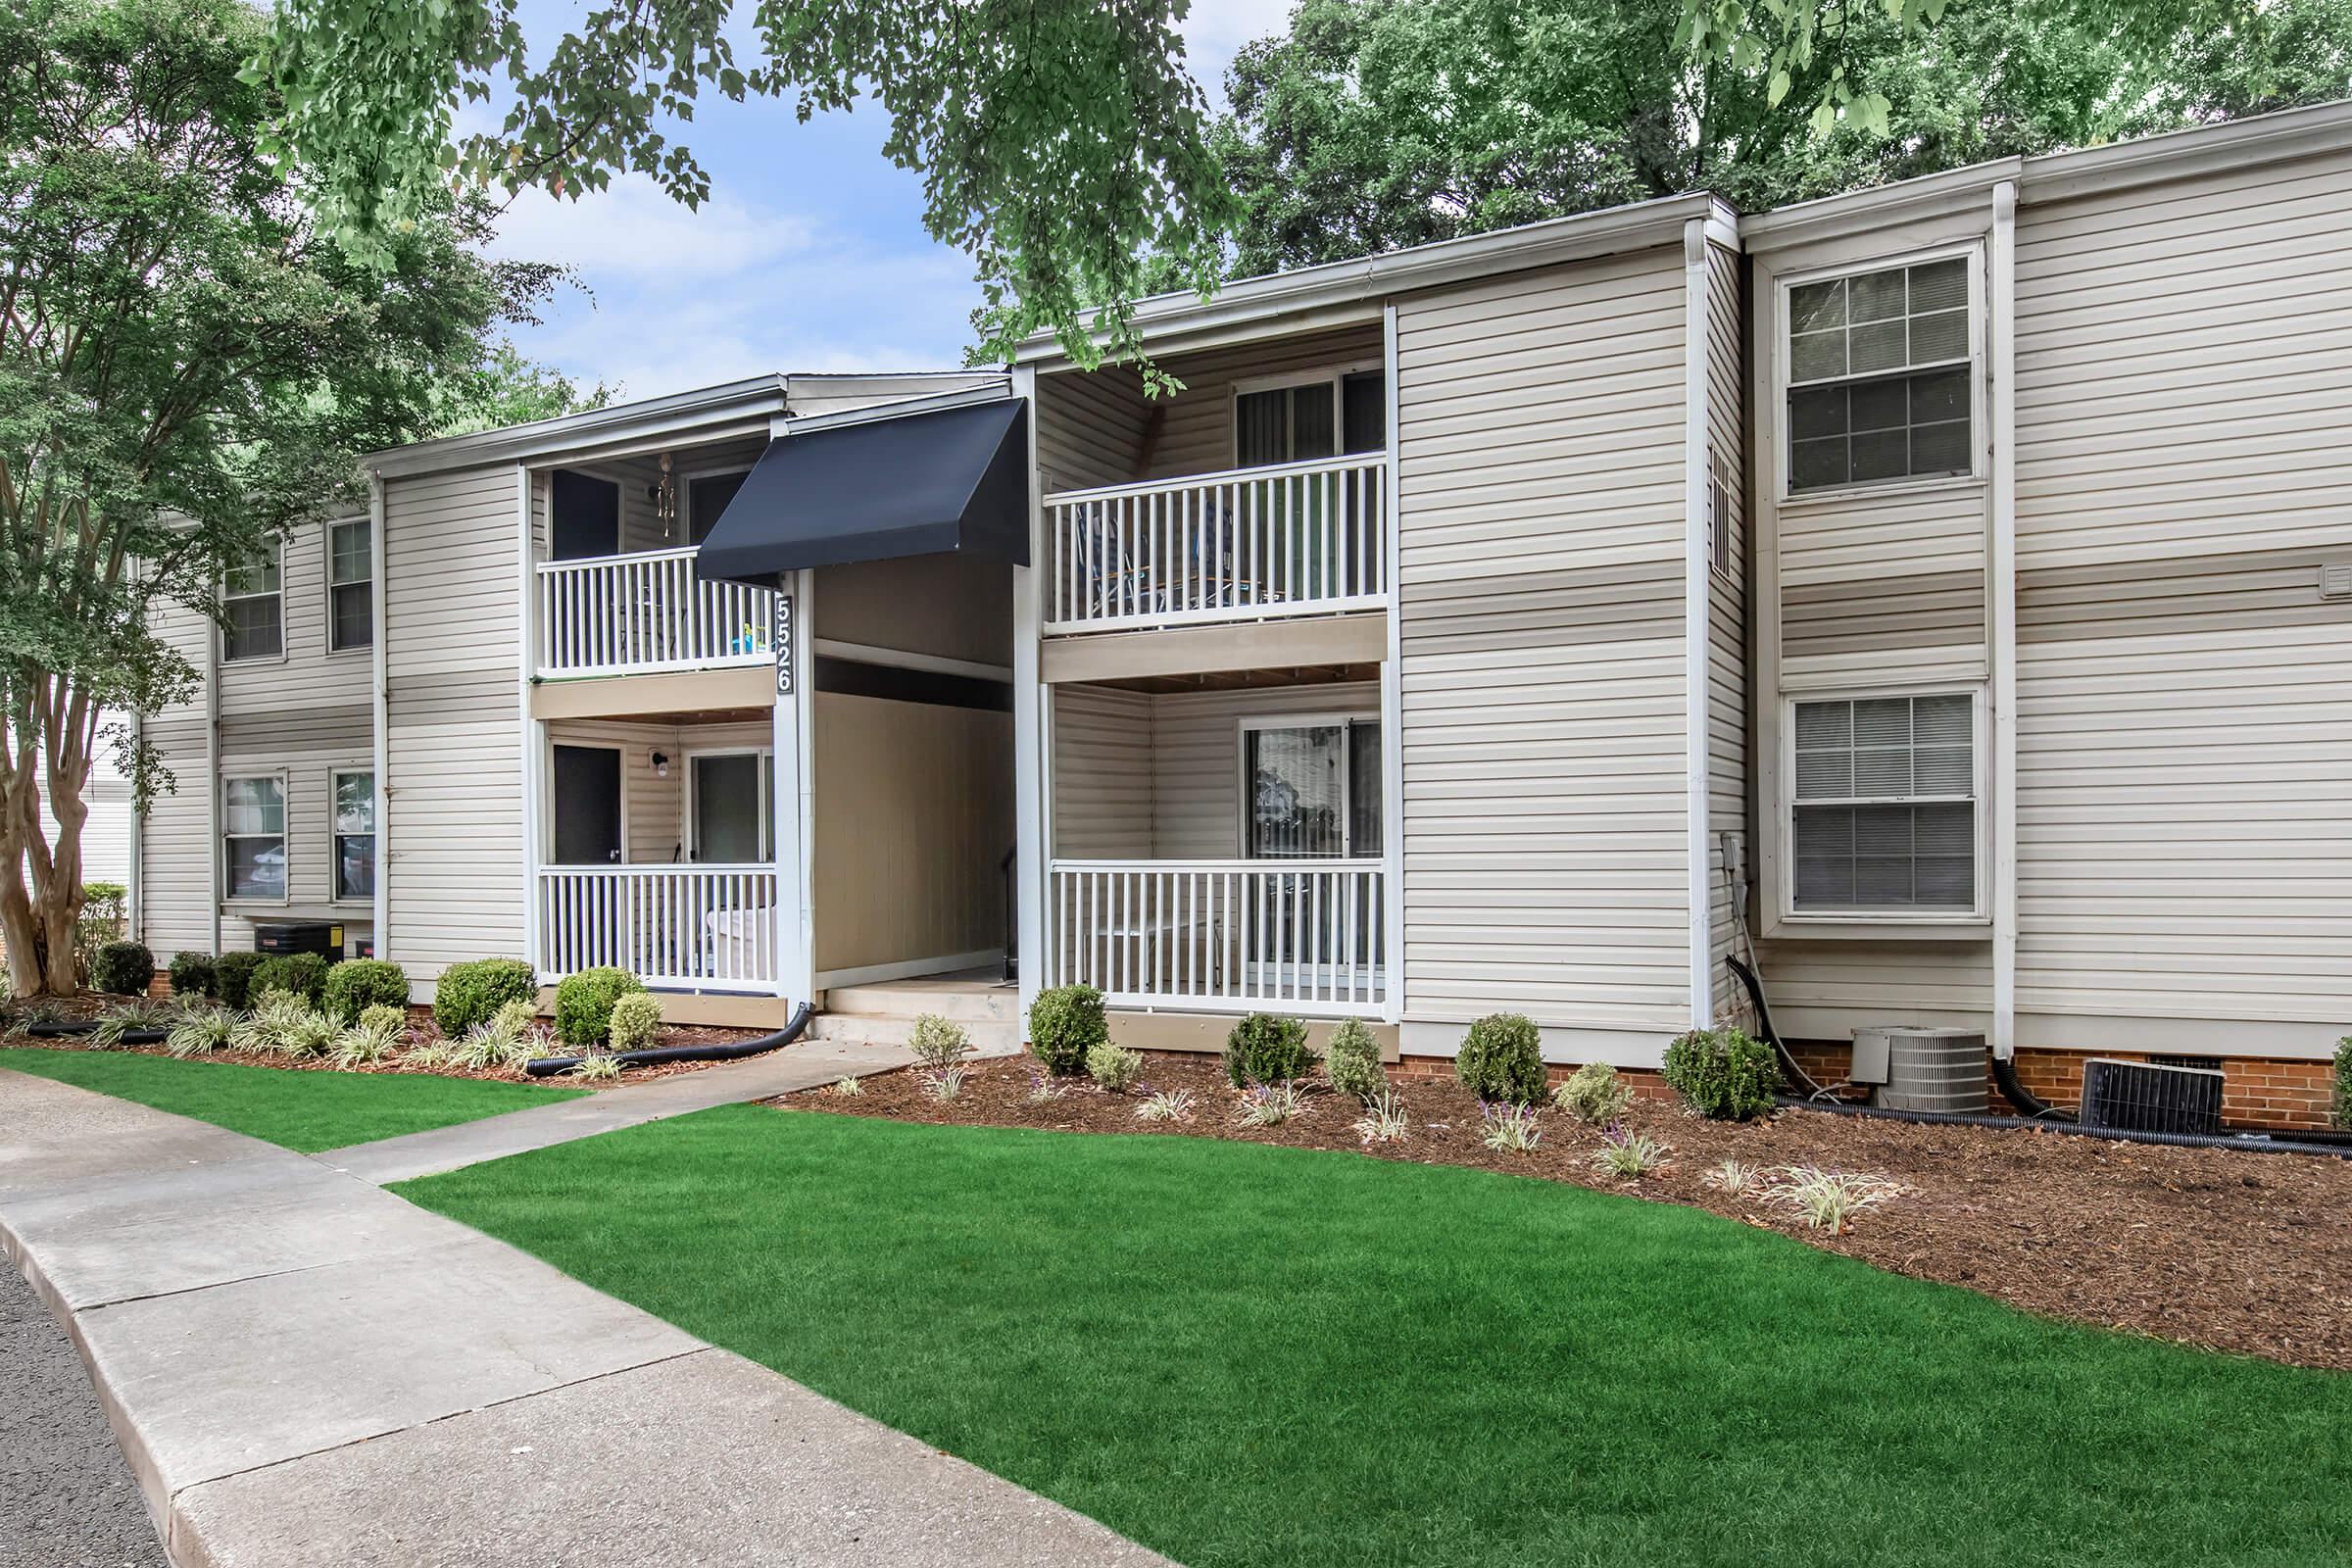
xmin=1015 ymin=192 xmax=1738 ymax=368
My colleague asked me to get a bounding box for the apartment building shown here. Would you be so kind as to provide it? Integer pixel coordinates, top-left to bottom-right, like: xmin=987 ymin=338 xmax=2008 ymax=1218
xmin=133 ymin=102 xmax=2352 ymax=1120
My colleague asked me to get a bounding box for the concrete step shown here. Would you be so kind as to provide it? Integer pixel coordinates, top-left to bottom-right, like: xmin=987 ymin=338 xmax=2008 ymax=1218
xmin=822 ymin=983 xmax=1020 ymax=1023
xmin=804 ymin=1010 xmax=1023 ymax=1058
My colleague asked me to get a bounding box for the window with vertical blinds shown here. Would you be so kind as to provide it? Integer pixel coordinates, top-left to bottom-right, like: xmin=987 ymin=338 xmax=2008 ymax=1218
xmin=1790 ymin=693 xmax=1976 ymax=911
xmin=1786 ymin=255 xmax=1973 ymax=494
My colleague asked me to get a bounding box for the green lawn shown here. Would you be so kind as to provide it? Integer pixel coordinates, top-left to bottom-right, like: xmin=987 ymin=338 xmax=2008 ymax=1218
xmin=0 ymin=1046 xmax=585 ymax=1152
xmin=400 ymin=1108 xmax=2350 ymax=1568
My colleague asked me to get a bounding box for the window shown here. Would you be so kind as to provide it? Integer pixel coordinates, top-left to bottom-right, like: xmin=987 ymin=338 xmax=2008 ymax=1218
xmin=1786 ymin=255 xmax=1973 ymax=494
xmin=333 ymin=770 xmax=374 ymax=901
xmin=1243 ymin=718 xmax=1382 ymax=858
xmin=1789 ymin=693 xmax=1976 ymax=912
xmin=223 ymin=776 xmax=286 ymax=900
xmin=327 ymin=518 xmax=371 ymax=651
xmin=1235 ymin=368 xmax=1385 ymax=467
xmin=222 ymin=542 xmax=282 ymax=661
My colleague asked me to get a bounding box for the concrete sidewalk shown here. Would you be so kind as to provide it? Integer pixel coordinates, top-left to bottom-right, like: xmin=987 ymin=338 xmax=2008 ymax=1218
xmin=0 ymin=1070 xmax=1170 ymax=1567
xmin=316 ymin=1038 xmax=916 ymax=1185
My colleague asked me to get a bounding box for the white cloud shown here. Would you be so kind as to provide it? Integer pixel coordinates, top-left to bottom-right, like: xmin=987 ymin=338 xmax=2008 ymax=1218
xmin=488 ymin=174 xmax=814 ymax=281
xmin=1179 ymin=0 xmax=1298 ymax=99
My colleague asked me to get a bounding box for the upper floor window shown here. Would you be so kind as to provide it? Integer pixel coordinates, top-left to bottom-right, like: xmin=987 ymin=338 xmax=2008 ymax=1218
xmin=1786 ymin=255 xmax=1973 ymax=495
xmin=222 ymin=541 xmax=282 ymax=662
xmin=1235 ymin=368 xmax=1385 ymax=467
xmin=1789 ymin=691 xmax=1977 ymax=914
xmin=327 ymin=517 xmax=372 ymax=651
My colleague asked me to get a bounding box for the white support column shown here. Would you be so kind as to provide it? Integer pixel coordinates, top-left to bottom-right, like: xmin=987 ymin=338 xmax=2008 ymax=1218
xmin=1379 ymin=306 xmax=1405 ymax=1026
xmin=1988 ymin=181 xmax=2021 ymax=1060
xmin=1010 ymin=368 xmax=1048 ymax=1020
xmin=514 ymin=465 xmax=542 ymax=981
xmin=1681 ymin=218 xmax=1715 ymax=1029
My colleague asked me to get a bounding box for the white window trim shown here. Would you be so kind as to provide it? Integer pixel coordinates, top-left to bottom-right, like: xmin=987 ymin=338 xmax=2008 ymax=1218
xmin=1776 ymin=685 xmax=1988 ymax=925
xmin=1228 ymin=361 xmax=1386 ymax=468
xmin=324 ymin=516 xmax=372 ymax=656
xmin=681 ymin=746 xmax=775 ymax=864
xmin=221 ymin=770 xmax=290 ymax=905
xmin=329 ymin=764 xmax=375 ymax=905
xmin=1773 ymin=241 xmax=1985 ymax=506
xmin=220 ymin=536 xmax=286 ymax=665
xmin=678 ymin=464 xmax=754 ymax=545
xmin=1235 ymin=710 xmax=1382 ymax=861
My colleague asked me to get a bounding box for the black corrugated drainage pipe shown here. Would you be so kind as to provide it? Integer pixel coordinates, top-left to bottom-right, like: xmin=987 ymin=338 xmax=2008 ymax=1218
xmin=22 ymin=1019 xmax=101 ymax=1038
xmin=523 ymin=1002 xmax=813 ymax=1078
xmin=1989 ymin=1052 xmax=2074 ymax=1121
xmin=1778 ymin=1094 xmax=2352 ymax=1160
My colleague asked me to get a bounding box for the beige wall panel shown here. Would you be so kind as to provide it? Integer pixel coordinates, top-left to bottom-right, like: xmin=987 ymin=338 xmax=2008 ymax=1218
xmin=1703 ymin=242 xmax=1752 ymax=1026
xmin=137 ymin=715 xmax=212 ymax=959
xmin=1051 ymin=685 xmax=1153 ymax=858
xmin=812 ymin=694 xmax=1013 ymax=974
xmin=816 ymin=554 xmax=1012 ymax=667
xmin=217 ymin=514 xmax=372 ymax=716
xmin=1036 ymin=367 xmax=1150 ymax=493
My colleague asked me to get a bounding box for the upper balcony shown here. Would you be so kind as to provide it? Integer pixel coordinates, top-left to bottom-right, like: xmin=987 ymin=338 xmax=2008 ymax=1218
xmin=533 ymin=546 xmax=774 ymax=680
xmin=1042 ymin=452 xmax=1389 ymax=635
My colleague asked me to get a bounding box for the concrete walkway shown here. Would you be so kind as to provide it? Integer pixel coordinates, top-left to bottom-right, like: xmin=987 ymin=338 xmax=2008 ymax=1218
xmin=316 ymin=1037 xmax=917 ymax=1185
xmin=0 ymin=1070 xmax=1170 ymax=1568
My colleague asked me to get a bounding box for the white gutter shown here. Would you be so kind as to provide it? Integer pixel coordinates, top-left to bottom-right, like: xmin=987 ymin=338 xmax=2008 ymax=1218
xmin=773 ymin=381 xmax=1015 ymax=437
xmin=1681 ymin=219 xmax=1715 ymax=1030
xmin=1988 ymin=181 xmax=2020 ymax=1060
xmin=1379 ymin=303 xmax=1406 ymax=1028
xmin=514 ymin=465 xmax=541 ymax=983
xmin=368 ymin=473 xmax=390 ymax=960
xmin=369 ymin=375 xmax=788 ymax=477
xmin=204 ymin=577 xmax=220 ymax=958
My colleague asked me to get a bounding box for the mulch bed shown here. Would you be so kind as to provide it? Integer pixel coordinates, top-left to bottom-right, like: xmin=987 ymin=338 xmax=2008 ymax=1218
xmin=781 ymin=1052 xmax=2352 ymax=1373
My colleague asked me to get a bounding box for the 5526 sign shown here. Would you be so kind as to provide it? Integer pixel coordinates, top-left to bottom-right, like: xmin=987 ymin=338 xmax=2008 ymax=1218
xmin=773 ymin=594 xmax=796 ymax=695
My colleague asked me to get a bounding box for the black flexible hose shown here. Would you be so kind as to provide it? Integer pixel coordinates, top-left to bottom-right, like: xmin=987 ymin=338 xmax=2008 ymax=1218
xmin=21 ymin=1018 xmax=101 ymax=1038
xmin=1990 ymin=1051 xmax=2075 ymax=1122
xmin=1724 ymin=955 xmax=1829 ymax=1100
xmin=1779 ymin=1093 xmax=2352 ymax=1159
xmin=523 ymin=1001 xmax=813 ymax=1077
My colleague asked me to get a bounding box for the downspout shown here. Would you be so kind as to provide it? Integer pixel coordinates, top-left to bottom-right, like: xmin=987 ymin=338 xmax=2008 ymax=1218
xmin=205 ymin=560 xmax=221 ymax=957
xmin=514 ymin=465 xmax=541 ymax=986
xmin=368 ymin=471 xmax=389 ymax=960
xmin=1681 ymin=218 xmax=1715 ymax=1028
xmin=125 ymin=564 xmax=143 ymax=947
xmin=1379 ymin=303 xmax=1404 ymax=1028
xmin=1988 ymin=181 xmax=2020 ymax=1069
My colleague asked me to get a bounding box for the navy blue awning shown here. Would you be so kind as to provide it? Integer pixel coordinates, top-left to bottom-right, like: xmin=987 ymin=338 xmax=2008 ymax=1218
xmin=695 ymin=399 xmax=1029 ymax=588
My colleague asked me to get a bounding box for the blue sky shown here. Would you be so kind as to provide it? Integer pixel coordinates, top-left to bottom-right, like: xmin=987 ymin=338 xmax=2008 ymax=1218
xmin=482 ymin=1 xmax=1293 ymax=402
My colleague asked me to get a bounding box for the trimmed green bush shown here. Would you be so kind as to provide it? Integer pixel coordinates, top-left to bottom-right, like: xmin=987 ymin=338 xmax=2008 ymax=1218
xmin=1087 ymin=1039 xmax=1145 ymax=1092
xmin=1028 ymin=983 xmax=1105 ymax=1076
xmin=907 ymin=1013 xmax=973 ymax=1070
xmin=1555 ymin=1061 xmax=1632 ymax=1125
xmin=1322 ymin=1017 xmax=1386 ymax=1101
xmin=1454 ymin=1012 xmax=1546 ymax=1105
xmin=251 ymin=952 xmax=329 ymax=1006
xmin=167 ymin=951 xmax=217 ymax=1000
xmin=1223 ymin=1012 xmax=1311 ymax=1088
xmin=609 ymin=991 xmax=664 ymax=1053
xmin=90 ymin=940 xmax=155 ymax=997
xmin=2333 ymin=1035 xmax=2351 ymax=1131
xmin=553 ymin=966 xmax=645 ymax=1048
xmin=432 ymin=957 xmax=538 ymax=1038
xmin=214 ymin=951 xmax=265 ymax=1010
xmin=1661 ymin=1026 xmax=1781 ymax=1121
xmin=322 ymin=957 xmax=410 ymax=1023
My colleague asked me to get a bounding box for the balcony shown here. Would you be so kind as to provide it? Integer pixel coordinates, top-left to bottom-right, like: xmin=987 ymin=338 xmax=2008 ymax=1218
xmin=533 ymin=864 xmax=779 ymax=992
xmin=1043 ymin=454 xmax=1389 ymax=634
xmin=534 ymin=547 xmax=774 ymax=679
xmin=1047 ymin=858 xmax=1388 ymax=1016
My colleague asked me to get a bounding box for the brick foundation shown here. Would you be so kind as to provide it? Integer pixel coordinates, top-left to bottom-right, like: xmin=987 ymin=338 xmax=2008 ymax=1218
xmin=1784 ymin=1040 xmax=2336 ymax=1131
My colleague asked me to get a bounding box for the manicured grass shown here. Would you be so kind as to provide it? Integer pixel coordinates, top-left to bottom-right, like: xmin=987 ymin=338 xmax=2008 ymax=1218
xmin=0 ymin=1047 xmax=586 ymax=1152
xmin=401 ymin=1107 xmax=2351 ymax=1568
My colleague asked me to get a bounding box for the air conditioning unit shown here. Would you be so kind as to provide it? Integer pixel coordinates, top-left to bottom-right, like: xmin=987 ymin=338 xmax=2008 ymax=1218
xmin=1867 ymin=1028 xmax=1988 ymax=1114
xmin=2079 ymin=1057 xmax=2224 ymax=1136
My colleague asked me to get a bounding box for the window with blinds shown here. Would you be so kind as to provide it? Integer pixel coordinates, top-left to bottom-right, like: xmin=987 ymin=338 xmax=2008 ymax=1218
xmin=1787 ymin=256 xmax=1973 ymax=494
xmin=1790 ymin=693 xmax=1975 ymax=911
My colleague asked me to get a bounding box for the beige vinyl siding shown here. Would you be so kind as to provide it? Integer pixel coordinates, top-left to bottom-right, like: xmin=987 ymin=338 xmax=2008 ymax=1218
xmin=137 ymin=714 xmax=212 ymax=960
xmin=1051 ymin=685 xmax=1153 ymax=857
xmin=1036 ymin=368 xmax=1150 ymax=493
xmin=1703 ymin=242 xmax=1753 ymax=1028
xmin=1395 ymin=247 xmax=1692 ymax=1042
xmin=383 ymin=464 xmax=525 ymax=978
xmin=817 ymin=554 xmax=1012 ymax=668
xmin=2008 ymin=146 xmax=2352 ymax=1051
xmin=218 ymin=515 xmax=372 ymax=712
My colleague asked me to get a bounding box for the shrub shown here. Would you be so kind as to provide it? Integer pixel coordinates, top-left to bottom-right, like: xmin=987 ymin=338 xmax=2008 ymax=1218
xmin=1661 ymin=1026 xmax=1781 ymax=1121
xmin=1454 ymin=1013 xmax=1546 ymax=1105
xmin=1234 ymin=1080 xmax=1307 ymax=1127
xmin=1704 ymin=1157 xmax=1765 ymax=1196
xmin=608 ymin=992 xmax=664 ymax=1053
xmin=1223 ymin=1012 xmax=1311 ymax=1088
xmin=918 ymin=1065 xmax=970 ymax=1102
xmin=830 ymin=1074 xmax=865 ymax=1097
xmin=322 ymin=958 xmax=409 ymax=1023
xmin=167 ymin=951 xmax=217 ymax=1000
xmin=2335 ymin=1036 xmax=2352 ymax=1131
xmin=1322 ymin=1017 xmax=1386 ymax=1101
xmin=907 ymin=1012 xmax=973 ymax=1071
xmin=332 ymin=1008 xmax=407 ymax=1067
xmin=1028 ymin=983 xmax=1105 ymax=1075
xmin=252 ymin=952 xmax=329 ymax=1006
xmin=166 ymin=1004 xmax=236 ymax=1058
xmin=1480 ymin=1102 xmax=1544 ymax=1152
xmin=74 ymin=884 xmax=128 ymax=983
xmin=1766 ymin=1166 xmax=1898 ymax=1233
xmin=90 ymin=997 xmax=173 ymax=1048
xmin=237 ymin=994 xmax=336 ymax=1057
xmin=1351 ymin=1090 xmax=1409 ymax=1145
xmin=215 ymin=952 xmax=265 ymax=1009
xmin=432 ymin=957 xmax=538 ymax=1038
xmin=1136 ymin=1088 xmax=1196 ymax=1123
xmin=1554 ymin=1061 xmax=1631 ymax=1125
xmin=568 ymin=1051 xmax=622 ymax=1081
xmin=90 ymin=940 xmax=154 ymax=997
xmin=455 ymin=999 xmax=541 ymax=1070
xmin=1595 ymin=1125 xmax=1668 ymax=1179
xmin=1087 ymin=1040 xmax=1145 ymax=1092
xmin=553 ymin=966 xmax=644 ymax=1048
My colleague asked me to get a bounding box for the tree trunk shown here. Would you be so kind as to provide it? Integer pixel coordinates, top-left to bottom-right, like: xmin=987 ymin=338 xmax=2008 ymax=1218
xmin=0 ymin=721 xmax=92 ymax=999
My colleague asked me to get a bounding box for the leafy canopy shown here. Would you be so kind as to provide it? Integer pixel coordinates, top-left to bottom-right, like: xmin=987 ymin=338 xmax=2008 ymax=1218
xmin=254 ymin=0 xmax=1238 ymax=386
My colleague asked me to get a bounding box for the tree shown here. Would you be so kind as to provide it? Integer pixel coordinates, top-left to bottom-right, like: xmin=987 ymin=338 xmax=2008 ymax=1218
xmin=254 ymin=0 xmax=1237 ymax=386
xmin=1215 ymin=0 xmax=2352 ymax=276
xmin=0 ymin=0 xmax=558 ymax=995
xmin=431 ymin=342 xmax=615 ymax=439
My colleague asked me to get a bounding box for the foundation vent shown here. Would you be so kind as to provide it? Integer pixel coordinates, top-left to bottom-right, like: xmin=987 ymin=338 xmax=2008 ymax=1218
xmin=2079 ymin=1057 xmax=2225 ymax=1136
xmin=1869 ymin=1028 xmax=1987 ymax=1114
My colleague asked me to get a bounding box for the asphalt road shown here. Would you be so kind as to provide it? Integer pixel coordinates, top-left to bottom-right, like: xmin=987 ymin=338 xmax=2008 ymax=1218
xmin=0 ymin=1262 xmax=165 ymax=1568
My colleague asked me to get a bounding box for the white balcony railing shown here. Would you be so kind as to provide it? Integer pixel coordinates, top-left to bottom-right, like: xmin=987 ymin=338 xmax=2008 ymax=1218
xmin=534 ymin=864 xmax=778 ymax=992
xmin=1048 ymin=858 xmax=1386 ymax=1016
xmin=1044 ymin=454 xmax=1389 ymax=633
xmin=535 ymin=547 xmax=773 ymax=678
